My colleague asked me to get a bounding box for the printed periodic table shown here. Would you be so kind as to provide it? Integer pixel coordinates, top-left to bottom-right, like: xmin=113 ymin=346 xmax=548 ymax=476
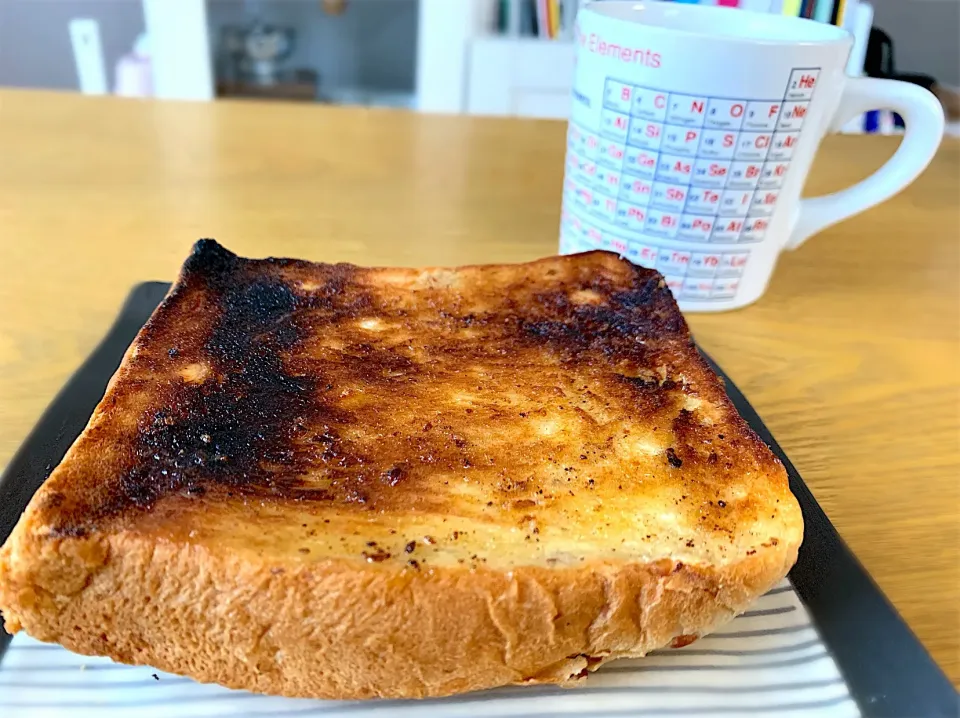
xmin=560 ymin=68 xmax=820 ymax=302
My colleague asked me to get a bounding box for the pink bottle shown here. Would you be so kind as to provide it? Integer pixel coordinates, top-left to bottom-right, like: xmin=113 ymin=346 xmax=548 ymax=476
xmin=114 ymin=33 xmax=153 ymax=98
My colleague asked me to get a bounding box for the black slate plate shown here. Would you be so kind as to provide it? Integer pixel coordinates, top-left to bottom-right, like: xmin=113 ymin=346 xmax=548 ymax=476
xmin=0 ymin=282 xmax=956 ymax=717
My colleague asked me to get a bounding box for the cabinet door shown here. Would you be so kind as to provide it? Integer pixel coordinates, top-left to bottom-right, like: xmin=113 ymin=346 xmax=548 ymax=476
xmin=513 ymin=90 xmax=573 ymax=120
xmin=467 ymin=38 xmax=575 ymax=118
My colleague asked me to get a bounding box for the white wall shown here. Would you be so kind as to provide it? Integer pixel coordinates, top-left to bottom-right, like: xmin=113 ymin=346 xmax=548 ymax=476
xmin=870 ymin=0 xmax=959 ymax=86
xmin=0 ymin=0 xmax=144 ymax=91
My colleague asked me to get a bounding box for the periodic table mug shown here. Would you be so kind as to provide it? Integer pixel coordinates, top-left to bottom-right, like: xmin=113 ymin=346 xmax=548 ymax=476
xmin=559 ymin=1 xmax=944 ymax=311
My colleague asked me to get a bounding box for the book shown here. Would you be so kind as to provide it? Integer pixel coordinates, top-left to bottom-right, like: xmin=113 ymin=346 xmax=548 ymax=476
xmin=814 ymin=0 xmax=835 ymax=23
xmin=534 ymin=0 xmax=561 ymax=39
xmin=549 ymin=0 xmax=561 ymax=38
xmin=832 ymin=0 xmax=850 ymax=26
xmin=535 ymin=0 xmax=548 ymax=39
xmin=781 ymin=0 xmax=802 ymax=17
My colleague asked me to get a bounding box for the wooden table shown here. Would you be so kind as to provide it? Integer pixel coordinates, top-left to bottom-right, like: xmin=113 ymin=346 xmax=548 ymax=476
xmin=0 ymin=90 xmax=957 ymax=683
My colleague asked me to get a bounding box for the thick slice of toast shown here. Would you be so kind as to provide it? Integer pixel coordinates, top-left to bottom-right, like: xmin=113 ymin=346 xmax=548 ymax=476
xmin=0 ymin=241 xmax=801 ymax=699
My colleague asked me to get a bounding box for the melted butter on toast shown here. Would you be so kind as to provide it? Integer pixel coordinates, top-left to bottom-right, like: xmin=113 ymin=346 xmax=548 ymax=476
xmin=27 ymin=240 xmax=799 ymax=571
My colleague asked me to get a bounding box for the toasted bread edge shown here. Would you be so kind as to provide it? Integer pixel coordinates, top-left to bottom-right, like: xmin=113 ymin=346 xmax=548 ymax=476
xmin=0 ymin=516 xmax=800 ymax=699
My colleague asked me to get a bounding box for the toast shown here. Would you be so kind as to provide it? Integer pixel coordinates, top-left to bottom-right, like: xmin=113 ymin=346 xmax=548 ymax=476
xmin=0 ymin=240 xmax=802 ymax=699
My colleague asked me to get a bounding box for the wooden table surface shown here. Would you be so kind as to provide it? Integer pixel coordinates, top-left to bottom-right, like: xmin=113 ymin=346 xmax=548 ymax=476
xmin=0 ymin=90 xmax=957 ymax=683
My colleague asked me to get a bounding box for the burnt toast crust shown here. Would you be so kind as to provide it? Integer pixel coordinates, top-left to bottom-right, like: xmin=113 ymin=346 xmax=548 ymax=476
xmin=0 ymin=241 xmax=802 ymax=698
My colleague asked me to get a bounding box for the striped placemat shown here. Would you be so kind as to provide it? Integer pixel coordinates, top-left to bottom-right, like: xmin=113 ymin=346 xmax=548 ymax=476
xmin=0 ymin=580 xmax=859 ymax=717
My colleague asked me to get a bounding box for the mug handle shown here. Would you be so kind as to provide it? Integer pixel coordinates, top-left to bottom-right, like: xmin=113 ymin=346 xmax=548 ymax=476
xmin=786 ymin=77 xmax=944 ymax=250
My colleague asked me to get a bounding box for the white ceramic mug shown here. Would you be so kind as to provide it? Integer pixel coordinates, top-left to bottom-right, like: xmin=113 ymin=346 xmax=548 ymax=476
xmin=558 ymin=1 xmax=944 ymax=311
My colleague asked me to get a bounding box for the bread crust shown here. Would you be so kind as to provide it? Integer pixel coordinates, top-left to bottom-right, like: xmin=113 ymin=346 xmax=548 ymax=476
xmin=0 ymin=241 xmax=803 ymax=698
xmin=0 ymin=527 xmax=796 ymax=699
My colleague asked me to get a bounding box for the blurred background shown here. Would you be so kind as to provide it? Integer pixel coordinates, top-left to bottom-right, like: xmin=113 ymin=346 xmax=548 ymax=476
xmin=0 ymin=0 xmax=956 ymax=131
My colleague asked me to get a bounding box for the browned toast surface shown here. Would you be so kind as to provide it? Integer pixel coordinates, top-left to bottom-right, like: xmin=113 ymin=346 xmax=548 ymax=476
xmin=0 ymin=241 xmax=802 ymax=698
